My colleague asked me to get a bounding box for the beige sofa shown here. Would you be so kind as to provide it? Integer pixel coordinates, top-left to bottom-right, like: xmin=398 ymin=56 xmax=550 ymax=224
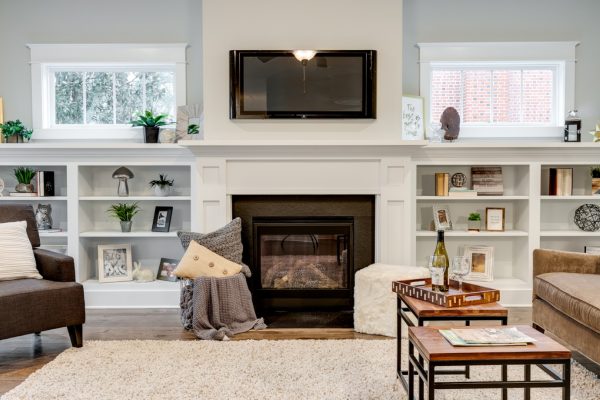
xmin=533 ymin=249 xmax=600 ymax=365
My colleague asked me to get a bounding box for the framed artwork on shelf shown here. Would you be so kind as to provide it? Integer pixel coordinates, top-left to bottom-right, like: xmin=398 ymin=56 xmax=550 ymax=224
xmin=151 ymin=206 xmax=173 ymax=232
xmin=401 ymin=96 xmax=424 ymax=140
xmin=584 ymin=246 xmax=600 ymax=255
xmin=462 ymin=245 xmax=494 ymax=281
xmin=432 ymin=204 xmax=452 ymax=231
xmin=176 ymin=104 xmax=203 ymax=141
xmin=485 ymin=207 xmax=506 ymax=231
xmin=98 ymin=244 xmax=133 ymax=283
xmin=157 ymin=258 xmax=180 ymax=282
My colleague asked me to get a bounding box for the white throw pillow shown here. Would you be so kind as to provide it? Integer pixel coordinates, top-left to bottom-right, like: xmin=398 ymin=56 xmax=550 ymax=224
xmin=0 ymin=221 xmax=42 ymax=281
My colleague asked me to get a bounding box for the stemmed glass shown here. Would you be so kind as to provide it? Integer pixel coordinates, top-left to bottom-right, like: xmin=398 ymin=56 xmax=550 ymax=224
xmin=452 ymin=256 xmax=471 ymax=292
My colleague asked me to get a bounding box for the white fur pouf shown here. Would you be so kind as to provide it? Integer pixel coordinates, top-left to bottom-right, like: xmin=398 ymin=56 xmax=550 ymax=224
xmin=354 ymin=263 xmax=430 ymax=337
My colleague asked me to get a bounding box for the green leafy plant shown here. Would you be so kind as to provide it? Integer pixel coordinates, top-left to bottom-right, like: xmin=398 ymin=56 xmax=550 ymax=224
xmin=0 ymin=120 xmax=33 ymax=140
xmin=468 ymin=212 xmax=481 ymax=221
xmin=591 ymin=166 xmax=600 ymax=178
xmin=107 ymin=203 xmax=141 ymax=222
xmin=130 ymin=111 xmax=169 ymax=127
xmin=13 ymin=167 xmax=37 ymax=184
xmin=187 ymin=124 xmax=200 ymax=134
xmin=149 ymin=174 xmax=174 ymax=188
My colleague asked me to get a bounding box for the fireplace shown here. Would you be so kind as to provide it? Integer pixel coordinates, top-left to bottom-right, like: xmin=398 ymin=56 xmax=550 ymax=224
xmin=232 ymin=195 xmax=375 ymax=313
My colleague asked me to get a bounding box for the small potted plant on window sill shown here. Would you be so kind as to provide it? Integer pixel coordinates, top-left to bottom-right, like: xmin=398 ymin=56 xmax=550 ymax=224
xmin=467 ymin=212 xmax=481 ymax=232
xmin=149 ymin=174 xmax=174 ymax=197
xmin=131 ymin=111 xmax=169 ymax=143
xmin=591 ymin=166 xmax=600 ymax=195
xmin=1 ymin=120 xmax=33 ymax=143
xmin=107 ymin=202 xmax=141 ymax=233
xmin=13 ymin=167 xmax=37 ymax=193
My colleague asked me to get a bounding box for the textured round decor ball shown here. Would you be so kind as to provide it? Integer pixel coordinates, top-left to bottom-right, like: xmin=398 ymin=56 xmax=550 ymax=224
xmin=574 ymin=203 xmax=600 ymax=232
xmin=451 ymin=173 xmax=466 ymax=188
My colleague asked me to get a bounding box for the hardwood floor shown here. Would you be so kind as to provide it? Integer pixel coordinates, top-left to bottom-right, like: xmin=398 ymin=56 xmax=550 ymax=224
xmin=0 ymin=307 xmax=541 ymax=395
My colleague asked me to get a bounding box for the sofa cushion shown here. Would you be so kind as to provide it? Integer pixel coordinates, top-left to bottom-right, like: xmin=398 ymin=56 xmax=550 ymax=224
xmin=534 ymin=272 xmax=600 ymax=333
xmin=0 ymin=221 xmax=41 ymax=281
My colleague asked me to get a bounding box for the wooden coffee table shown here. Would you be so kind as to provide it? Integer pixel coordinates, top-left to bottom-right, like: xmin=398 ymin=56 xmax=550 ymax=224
xmin=407 ymin=325 xmax=571 ymax=400
xmin=397 ymin=293 xmax=508 ymax=397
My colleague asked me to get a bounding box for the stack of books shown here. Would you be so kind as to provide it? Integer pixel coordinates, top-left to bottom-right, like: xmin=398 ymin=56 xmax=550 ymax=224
xmin=448 ymin=187 xmax=477 ymax=198
xmin=440 ymin=327 xmax=537 ymax=347
xmin=549 ymin=168 xmax=573 ymax=196
xmin=471 ymin=166 xmax=503 ymax=196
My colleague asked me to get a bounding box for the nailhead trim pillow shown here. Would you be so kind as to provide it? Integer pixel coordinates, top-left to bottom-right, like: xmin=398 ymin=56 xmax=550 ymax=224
xmin=174 ymin=241 xmax=242 ymax=279
xmin=0 ymin=221 xmax=42 ymax=281
xmin=177 ymin=218 xmax=243 ymax=264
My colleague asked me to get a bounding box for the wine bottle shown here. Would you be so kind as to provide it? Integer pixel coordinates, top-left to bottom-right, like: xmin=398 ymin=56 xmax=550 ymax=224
xmin=431 ymin=230 xmax=449 ymax=292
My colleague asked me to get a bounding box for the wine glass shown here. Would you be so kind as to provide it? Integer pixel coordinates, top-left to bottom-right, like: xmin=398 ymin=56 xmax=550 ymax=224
xmin=452 ymin=256 xmax=471 ymax=292
xmin=427 ymin=255 xmax=448 ymax=292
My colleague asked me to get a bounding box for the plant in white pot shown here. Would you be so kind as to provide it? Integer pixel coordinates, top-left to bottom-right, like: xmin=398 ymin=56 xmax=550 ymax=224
xmin=149 ymin=174 xmax=174 ymax=197
xmin=467 ymin=212 xmax=481 ymax=232
xmin=13 ymin=167 xmax=37 ymax=193
xmin=107 ymin=202 xmax=140 ymax=233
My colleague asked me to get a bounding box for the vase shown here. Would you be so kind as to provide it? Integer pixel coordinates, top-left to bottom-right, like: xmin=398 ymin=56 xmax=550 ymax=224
xmin=6 ymin=135 xmax=23 ymax=144
xmin=154 ymin=186 xmax=171 ymax=197
xmin=15 ymin=183 xmax=34 ymax=193
xmin=143 ymin=126 xmax=160 ymax=143
xmin=467 ymin=220 xmax=480 ymax=232
xmin=592 ymin=178 xmax=600 ymax=195
xmin=120 ymin=221 xmax=132 ymax=232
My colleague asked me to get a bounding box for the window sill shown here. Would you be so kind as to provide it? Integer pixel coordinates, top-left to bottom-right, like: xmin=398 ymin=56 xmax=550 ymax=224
xmin=32 ymin=127 xmax=146 ymax=141
xmin=427 ymin=125 xmax=564 ymax=139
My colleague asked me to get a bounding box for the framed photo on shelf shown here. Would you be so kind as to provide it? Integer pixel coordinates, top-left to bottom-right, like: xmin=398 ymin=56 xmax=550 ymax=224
xmin=432 ymin=204 xmax=452 ymax=231
xmin=152 ymin=206 xmax=173 ymax=232
xmin=485 ymin=207 xmax=505 ymax=231
xmin=98 ymin=244 xmax=133 ymax=283
xmin=584 ymin=246 xmax=600 ymax=255
xmin=157 ymin=258 xmax=180 ymax=282
xmin=401 ymin=96 xmax=425 ymax=140
xmin=462 ymin=245 xmax=494 ymax=281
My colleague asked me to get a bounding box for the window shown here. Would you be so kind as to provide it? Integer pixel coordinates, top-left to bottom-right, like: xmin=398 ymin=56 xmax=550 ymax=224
xmin=29 ymin=44 xmax=186 ymax=140
xmin=418 ymin=42 xmax=578 ymax=138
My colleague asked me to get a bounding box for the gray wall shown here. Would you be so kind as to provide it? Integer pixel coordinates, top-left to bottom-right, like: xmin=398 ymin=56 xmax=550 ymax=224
xmin=0 ymin=0 xmax=202 ymax=126
xmin=403 ymin=0 xmax=600 ymax=133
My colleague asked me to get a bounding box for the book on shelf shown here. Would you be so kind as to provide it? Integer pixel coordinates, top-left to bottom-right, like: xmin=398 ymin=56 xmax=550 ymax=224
xmin=435 ymin=173 xmax=449 ymax=196
xmin=448 ymin=188 xmax=477 ymax=198
xmin=440 ymin=327 xmax=537 ymax=347
xmin=9 ymin=192 xmax=38 ymax=197
xmin=36 ymin=170 xmax=55 ymax=197
xmin=471 ymin=166 xmax=503 ymax=196
xmin=549 ymin=168 xmax=573 ymax=196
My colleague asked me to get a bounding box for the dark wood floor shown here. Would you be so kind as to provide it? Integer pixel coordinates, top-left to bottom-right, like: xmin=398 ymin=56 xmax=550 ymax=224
xmin=0 ymin=307 xmax=557 ymax=395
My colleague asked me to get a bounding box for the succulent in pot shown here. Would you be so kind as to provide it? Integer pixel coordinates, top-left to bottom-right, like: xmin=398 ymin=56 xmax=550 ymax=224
xmin=149 ymin=174 xmax=174 ymax=197
xmin=13 ymin=167 xmax=37 ymax=193
xmin=107 ymin=202 xmax=141 ymax=233
xmin=467 ymin=212 xmax=481 ymax=232
xmin=1 ymin=120 xmax=33 ymax=143
xmin=131 ymin=111 xmax=169 ymax=143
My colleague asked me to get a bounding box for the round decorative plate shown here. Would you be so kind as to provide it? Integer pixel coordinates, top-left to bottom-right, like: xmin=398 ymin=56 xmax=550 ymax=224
xmin=574 ymin=204 xmax=600 ymax=232
xmin=451 ymin=173 xmax=466 ymax=188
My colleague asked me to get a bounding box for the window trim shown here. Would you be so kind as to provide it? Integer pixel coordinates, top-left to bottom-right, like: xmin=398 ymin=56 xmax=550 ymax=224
xmin=417 ymin=42 xmax=578 ymax=139
xmin=28 ymin=43 xmax=187 ymax=141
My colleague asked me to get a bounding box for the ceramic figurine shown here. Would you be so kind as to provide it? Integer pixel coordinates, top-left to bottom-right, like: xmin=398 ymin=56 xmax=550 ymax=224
xmin=440 ymin=107 xmax=461 ymax=141
xmin=133 ymin=261 xmax=155 ymax=282
xmin=35 ymin=204 xmax=53 ymax=230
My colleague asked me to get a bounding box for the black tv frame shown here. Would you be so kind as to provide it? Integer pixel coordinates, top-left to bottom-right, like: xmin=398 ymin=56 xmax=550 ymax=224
xmin=229 ymin=50 xmax=376 ymax=119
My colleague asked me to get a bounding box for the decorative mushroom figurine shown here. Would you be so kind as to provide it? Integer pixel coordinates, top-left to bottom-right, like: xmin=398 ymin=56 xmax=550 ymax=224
xmin=112 ymin=167 xmax=134 ymax=197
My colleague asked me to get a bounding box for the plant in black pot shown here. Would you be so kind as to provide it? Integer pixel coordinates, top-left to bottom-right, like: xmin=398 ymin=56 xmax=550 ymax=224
xmin=107 ymin=202 xmax=141 ymax=233
xmin=131 ymin=111 xmax=169 ymax=143
xmin=0 ymin=120 xmax=33 ymax=143
xmin=13 ymin=167 xmax=37 ymax=193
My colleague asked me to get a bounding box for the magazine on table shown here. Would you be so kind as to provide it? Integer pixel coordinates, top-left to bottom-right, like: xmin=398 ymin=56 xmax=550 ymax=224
xmin=440 ymin=327 xmax=537 ymax=347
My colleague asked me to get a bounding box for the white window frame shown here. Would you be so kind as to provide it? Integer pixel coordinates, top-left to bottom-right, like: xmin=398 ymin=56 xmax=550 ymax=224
xmin=418 ymin=42 xmax=579 ymax=139
xmin=28 ymin=43 xmax=187 ymax=141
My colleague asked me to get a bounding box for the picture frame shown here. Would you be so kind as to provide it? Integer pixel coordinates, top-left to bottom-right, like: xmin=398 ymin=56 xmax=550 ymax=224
xmin=584 ymin=246 xmax=600 ymax=255
xmin=157 ymin=258 xmax=180 ymax=282
xmin=152 ymin=206 xmax=173 ymax=232
xmin=432 ymin=204 xmax=453 ymax=231
xmin=485 ymin=207 xmax=505 ymax=231
xmin=401 ymin=96 xmax=425 ymax=140
xmin=97 ymin=244 xmax=133 ymax=283
xmin=175 ymin=104 xmax=203 ymax=141
xmin=462 ymin=245 xmax=494 ymax=281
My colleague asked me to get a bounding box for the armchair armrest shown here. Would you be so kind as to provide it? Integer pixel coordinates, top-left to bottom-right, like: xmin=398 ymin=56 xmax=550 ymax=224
xmin=33 ymin=248 xmax=76 ymax=282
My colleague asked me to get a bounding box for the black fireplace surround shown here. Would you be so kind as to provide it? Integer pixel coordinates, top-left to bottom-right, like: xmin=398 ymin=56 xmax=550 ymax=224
xmin=232 ymin=195 xmax=375 ymax=312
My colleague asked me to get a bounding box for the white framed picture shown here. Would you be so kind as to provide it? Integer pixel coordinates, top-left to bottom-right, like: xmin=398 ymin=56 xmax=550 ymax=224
xmin=98 ymin=244 xmax=133 ymax=283
xmin=402 ymin=96 xmax=425 ymax=140
xmin=462 ymin=245 xmax=494 ymax=281
xmin=432 ymin=204 xmax=453 ymax=231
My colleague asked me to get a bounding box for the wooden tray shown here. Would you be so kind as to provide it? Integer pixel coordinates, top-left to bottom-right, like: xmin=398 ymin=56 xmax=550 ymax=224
xmin=392 ymin=278 xmax=500 ymax=308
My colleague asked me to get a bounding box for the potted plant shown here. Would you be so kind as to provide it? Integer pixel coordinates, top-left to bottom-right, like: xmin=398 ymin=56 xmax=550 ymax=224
xmin=13 ymin=167 xmax=37 ymax=193
xmin=107 ymin=203 xmax=141 ymax=232
xmin=467 ymin=212 xmax=481 ymax=232
xmin=131 ymin=111 xmax=169 ymax=143
xmin=591 ymin=166 xmax=600 ymax=195
xmin=1 ymin=120 xmax=33 ymax=143
xmin=149 ymin=174 xmax=174 ymax=197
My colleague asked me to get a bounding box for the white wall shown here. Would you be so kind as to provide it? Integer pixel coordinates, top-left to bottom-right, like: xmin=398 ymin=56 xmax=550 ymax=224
xmin=0 ymin=0 xmax=203 ymax=127
xmin=202 ymin=0 xmax=403 ymax=141
xmin=403 ymin=0 xmax=600 ymax=136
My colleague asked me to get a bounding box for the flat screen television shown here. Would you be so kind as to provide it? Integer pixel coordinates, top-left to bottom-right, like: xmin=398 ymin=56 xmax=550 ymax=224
xmin=229 ymin=50 xmax=376 ymax=119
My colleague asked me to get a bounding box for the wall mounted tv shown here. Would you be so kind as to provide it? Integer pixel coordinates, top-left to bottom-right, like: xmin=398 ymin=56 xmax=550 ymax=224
xmin=229 ymin=50 xmax=376 ymax=119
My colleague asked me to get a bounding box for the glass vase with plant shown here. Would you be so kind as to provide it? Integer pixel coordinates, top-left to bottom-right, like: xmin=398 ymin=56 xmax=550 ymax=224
xmin=13 ymin=167 xmax=37 ymax=193
xmin=131 ymin=111 xmax=169 ymax=143
xmin=1 ymin=120 xmax=33 ymax=143
xmin=149 ymin=174 xmax=174 ymax=197
xmin=467 ymin=212 xmax=481 ymax=232
xmin=107 ymin=202 xmax=141 ymax=232
xmin=591 ymin=166 xmax=600 ymax=195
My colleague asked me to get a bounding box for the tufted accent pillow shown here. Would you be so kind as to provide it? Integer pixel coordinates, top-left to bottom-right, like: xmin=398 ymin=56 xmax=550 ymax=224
xmin=174 ymin=241 xmax=242 ymax=279
xmin=177 ymin=218 xmax=243 ymax=264
xmin=0 ymin=221 xmax=42 ymax=281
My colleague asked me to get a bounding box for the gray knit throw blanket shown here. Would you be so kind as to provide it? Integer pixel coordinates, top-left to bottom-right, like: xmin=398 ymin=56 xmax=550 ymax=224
xmin=180 ymin=273 xmax=266 ymax=340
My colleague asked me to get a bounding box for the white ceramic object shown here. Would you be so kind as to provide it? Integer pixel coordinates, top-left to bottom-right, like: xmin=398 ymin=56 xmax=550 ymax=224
xmin=154 ymin=186 xmax=171 ymax=197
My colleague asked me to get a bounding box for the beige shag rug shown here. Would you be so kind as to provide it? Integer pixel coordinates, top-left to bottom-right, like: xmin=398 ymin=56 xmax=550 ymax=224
xmin=2 ymin=339 xmax=599 ymax=400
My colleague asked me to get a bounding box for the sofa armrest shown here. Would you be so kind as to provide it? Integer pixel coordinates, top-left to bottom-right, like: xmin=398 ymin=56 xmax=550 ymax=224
xmin=33 ymin=248 xmax=76 ymax=282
